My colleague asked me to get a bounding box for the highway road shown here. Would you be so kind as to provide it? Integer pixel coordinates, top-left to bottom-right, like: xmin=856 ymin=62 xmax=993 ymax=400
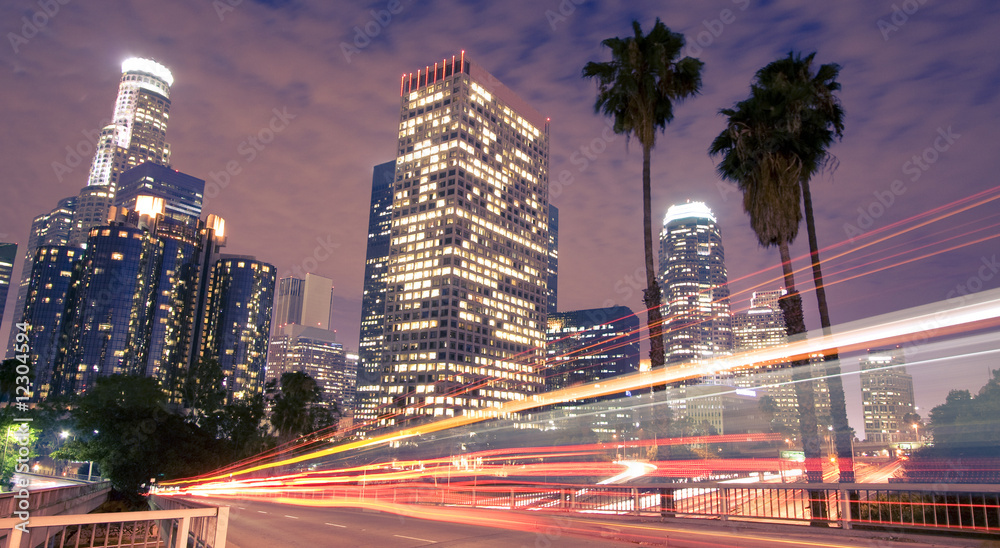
xmin=214 ymin=497 xmax=975 ymax=547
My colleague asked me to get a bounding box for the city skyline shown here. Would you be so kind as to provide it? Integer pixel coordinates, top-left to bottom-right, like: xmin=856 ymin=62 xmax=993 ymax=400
xmin=2 ymin=1 xmax=998 ymax=426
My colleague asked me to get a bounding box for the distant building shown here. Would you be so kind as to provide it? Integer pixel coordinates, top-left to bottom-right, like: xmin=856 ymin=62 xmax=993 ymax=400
xmin=0 ymin=243 xmax=15 ymax=328
xmin=658 ymin=202 xmax=732 ymax=370
xmin=861 ymin=348 xmax=915 ymax=443
xmin=269 ymin=324 xmax=350 ymax=412
xmin=272 ymin=273 xmax=333 ymax=334
xmin=356 ymin=161 xmax=395 ymax=425
xmin=544 ymin=306 xmax=638 ymax=397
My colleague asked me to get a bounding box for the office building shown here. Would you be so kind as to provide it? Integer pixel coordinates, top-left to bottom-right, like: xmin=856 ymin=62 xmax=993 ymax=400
xmin=201 ymin=256 xmax=276 ymax=402
xmin=356 ymin=161 xmax=395 ymax=425
xmin=70 ymin=58 xmax=174 ymax=246
xmin=547 ymin=204 xmax=558 ymax=314
xmin=20 ymin=246 xmax=81 ymax=400
xmin=51 ymin=222 xmax=163 ymax=395
xmin=272 ymin=273 xmax=334 ymax=334
xmin=0 ymin=243 xmax=15 ymax=327
xmin=7 ymin=196 xmax=77 ymax=357
xmin=658 ymin=202 xmax=733 ymax=368
xmin=378 ymin=53 xmax=550 ymax=426
xmin=544 ymin=306 xmax=638 ymax=396
xmin=115 ymin=162 xmax=204 ymax=225
xmin=861 ymin=348 xmax=915 ymax=443
xmin=269 ymin=324 xmax=350 ymax=412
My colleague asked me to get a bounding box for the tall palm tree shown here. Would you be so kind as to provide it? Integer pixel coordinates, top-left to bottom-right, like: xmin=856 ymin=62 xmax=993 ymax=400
xmin=582 ymin=19 xmax=703 ymax=370
xmin=709 ymin=92 xmax=825 ymax=489
xmin=711 ymin=51 xmax=851 ymax=483
xmin=754 ymin=52 xmax=852 ymax=482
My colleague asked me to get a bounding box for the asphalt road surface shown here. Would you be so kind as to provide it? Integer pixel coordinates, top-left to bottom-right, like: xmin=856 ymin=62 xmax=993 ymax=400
xmin=217 ymin=497 xmax=981 ymax=548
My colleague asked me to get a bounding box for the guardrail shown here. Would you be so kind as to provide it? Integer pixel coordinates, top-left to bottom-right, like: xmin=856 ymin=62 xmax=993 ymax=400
xmin=0 ymin=505 xmax=229 ymax=548
xmin=0 ymin=482 xmax=111 ymax=518
xmin=236 ymin=481 xmax=1000 ymax=535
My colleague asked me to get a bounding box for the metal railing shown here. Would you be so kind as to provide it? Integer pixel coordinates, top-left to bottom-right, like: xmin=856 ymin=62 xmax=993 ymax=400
xmin=243 ymin=481 xmax=1000 ymax=535
xmin=0 ymin=505 xmax=229 ymax=548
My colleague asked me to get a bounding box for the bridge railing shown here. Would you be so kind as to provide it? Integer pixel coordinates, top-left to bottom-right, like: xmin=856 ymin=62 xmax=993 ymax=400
xmin=250 ymin=481 xmax=1000 ymax=534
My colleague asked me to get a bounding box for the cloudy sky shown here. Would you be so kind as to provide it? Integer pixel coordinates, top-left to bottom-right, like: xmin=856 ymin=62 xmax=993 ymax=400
xmin=2 ymin=0 xmax=998 ymax=424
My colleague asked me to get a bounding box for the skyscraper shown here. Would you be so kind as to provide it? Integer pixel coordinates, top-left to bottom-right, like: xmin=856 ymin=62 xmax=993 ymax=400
xmin=861 ymin=348 xmax=915 ymax=443
xmin=272 ymin=273 xmax=334 ymax=333
xmin=20 ymin=246 xmax=81 ymax=400
xmin=547 ymin=204 xmax=559 ymax=314
xmin=269 ymin=324 xmax=350 ymax=413
xmin=544 ymin=306 xmax=638 ymax=396
xmin=357 ymin=161 xmax=395 ymax=425
xmin=70 ymin=58 xmax=174 ymax=246
xmin=201 ymin=256 xmax=276 ymax=402
xmin=115 ymin=162 xmax=205 ymax=225
xmin=0 ymin=243 xmax=15 ymax=328
xmin=658 ymin=202 xmax=733 ymax=368
xmin=7 ymin=196 xmax=77 ymax=358
xmin=377 ymin=53 xmax=550 ymax=426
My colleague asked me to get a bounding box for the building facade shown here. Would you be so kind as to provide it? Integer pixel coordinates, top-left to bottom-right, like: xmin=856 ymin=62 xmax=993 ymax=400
xmin=547 ymin=204 xmax=558 ymax=314
xmin=115 ymin=162 xmax=204 ymax=224
xmin=356 ymin=161 xmax=396 ymax=425
xmin=658 ymin=202 xmax=732 ymax=368
xmin=70 ymin=58 xmax=174 ymax=246
xmin=544 ymin=306 xmax=639 ymax=396
xmin=861 ymin=348 xmax=915 ymax=443
xmin=201 ymin=256 xmax=276 ymax=402
xmin=377 ymin=53 xmax=550 ymax=426
xmin=0 ymin=243 xmax=15 ymax=327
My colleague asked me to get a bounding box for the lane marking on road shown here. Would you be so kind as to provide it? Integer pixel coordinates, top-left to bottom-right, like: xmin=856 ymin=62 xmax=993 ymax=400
xmin=257 ymin=511 xmax=267 ymax=514
xmin=394 ymin=534 xmax=434 ymax=542
xmin=285 ymin=515 xmax=299 ymax=519
xmin=237 ymin=507 xmax=245 ymax=510
xmin=325 ymin=523 xmax=347 ymax=528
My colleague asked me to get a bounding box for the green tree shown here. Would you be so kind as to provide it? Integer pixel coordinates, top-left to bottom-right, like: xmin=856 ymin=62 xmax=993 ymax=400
xmin=583 ymin=19 xmax=703 ymax=371
xmin=928 ymin=370 xmax=1000 ymax=450
xmin=267 ymin=371 xmax=337 ymax=443
xmin=51 ymin=375 xmax=222 ymax=502
xmin=181 ymin=356 xmax=226 ymax=425
xmin=216 ymin=393 xmax=272 ymax=460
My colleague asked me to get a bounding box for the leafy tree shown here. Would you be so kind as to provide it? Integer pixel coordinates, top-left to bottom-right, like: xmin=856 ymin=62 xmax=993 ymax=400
xmin=216 ymin=393 xmax=272 ymax=460
xmin=51 ymin=375 xmax=222 ymax=502
xmin=583 ymin=19 xmax=703 ymax=371
xmin=267 ymin=371 xmax=337 ymax=443
xmin=181 ymin=356 xmax=226 ymax=424
xmin=928 ymin=370 xmax=1000 ymax=450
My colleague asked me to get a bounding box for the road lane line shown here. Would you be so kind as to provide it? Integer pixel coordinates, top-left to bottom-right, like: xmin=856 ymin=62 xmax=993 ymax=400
xmin=257 ymin=511 xmax=267 ymax=514
xmin=394 ymin=534 xmax=434 ymax=542
xmin=325 ymin=523 xmax=347 ymax=528
xmin=285 ymin=515 xmax=299 ymax=519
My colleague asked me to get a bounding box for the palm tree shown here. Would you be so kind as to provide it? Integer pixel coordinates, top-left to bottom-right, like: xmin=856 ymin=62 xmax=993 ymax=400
xmin=754 ymin=52 xmax=852 ymax=482
xmin=711 ymin=51 xmax=851 ymax=483
xmin=709 ymin=91 xmax=825 ymax=488
xmin=582 ymin=18 xmax=703 ymax=370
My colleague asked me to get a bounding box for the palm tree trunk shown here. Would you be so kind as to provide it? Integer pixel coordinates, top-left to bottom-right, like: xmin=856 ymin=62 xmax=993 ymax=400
xmin=642 ymin=142 xmax=666 ymax=370
xmin=778 ymin=241 xmax=826 ymax=520
xmin=801 ymin=179 xmax=855 ymax=483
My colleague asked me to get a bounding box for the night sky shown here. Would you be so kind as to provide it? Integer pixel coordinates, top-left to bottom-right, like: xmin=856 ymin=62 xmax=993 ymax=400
xmin=2 ymin=0 xmax=998 ymax=429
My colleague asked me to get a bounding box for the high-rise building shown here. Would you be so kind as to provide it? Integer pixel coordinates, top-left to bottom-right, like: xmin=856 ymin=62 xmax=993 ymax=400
xmin=0 ymin=243 xmax=15 ymax=327
xmin=356 ymin=161 xmax=395 ymax=425
xmin=658 ymin=202 xmax=732 ymax=368
xmin=732 ymin=288 xmax=788 ymax=374
xmin=51 ymin=222 xmax=163 ymax=396
xmin=268 ymin=324 xmax=350 ymax=412
xmin=546 ymin=204 xmax=559 ymax=314
xmin=115 ymin=162 xmax=204 ymax=225
xmin=377 ymin=53 xmax=550 ymax=427
xmin=861 ymin=348 xmax=915 ymax=443
xmin=201 ymin=256 xmax=276 ymax=402
xmin=7 ymin=197 xmax=78 ymax=358
xmin=20 ymin=246 xmax=81 ymax=400
xmin=272 ymin=273 xmax=333 ymax=333
xmin=70 ymin=58 xmax=174 ymax=246
xmin=544 ymin=306 xmax=638 ymax=397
